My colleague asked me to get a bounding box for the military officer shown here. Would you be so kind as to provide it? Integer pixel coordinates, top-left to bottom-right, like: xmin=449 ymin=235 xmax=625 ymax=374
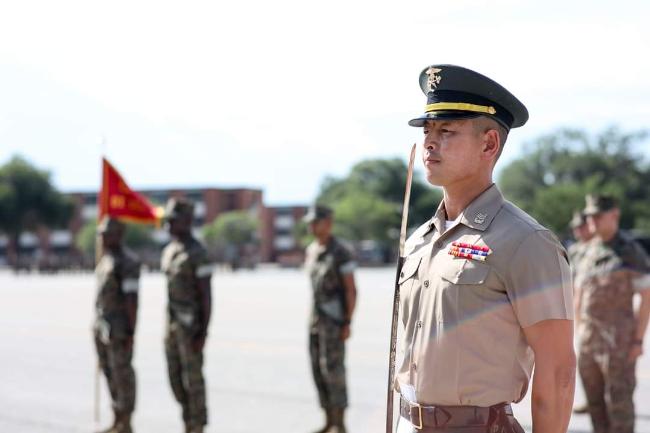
xmin=304 ymin=205 xmax=358 ymax=433
xmin=161 ymin=198 xmax=213 ymax=433
xmin=395 ymin=65 xmax=575 ymax=433
xmin=575 ymin=194 xmax=650 ymax=433
xmin=94 ymin=217 xmax=141 ymax=433
xmin=568 ymin=210 xmax=594 ymax=269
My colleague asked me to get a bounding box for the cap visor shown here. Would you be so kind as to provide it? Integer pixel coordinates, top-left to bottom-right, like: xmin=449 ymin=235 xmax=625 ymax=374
xmin=408 ymin=111 xmax=481 ymax=127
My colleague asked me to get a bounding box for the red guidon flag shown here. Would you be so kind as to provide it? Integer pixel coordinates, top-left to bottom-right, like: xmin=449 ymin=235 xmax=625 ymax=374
xmin=99 ymin=158 xmax=163 ymax=224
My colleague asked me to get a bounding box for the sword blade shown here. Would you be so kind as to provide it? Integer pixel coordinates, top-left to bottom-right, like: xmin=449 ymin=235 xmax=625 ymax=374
xmin=386 ymin=143 xmax=417 ymax=433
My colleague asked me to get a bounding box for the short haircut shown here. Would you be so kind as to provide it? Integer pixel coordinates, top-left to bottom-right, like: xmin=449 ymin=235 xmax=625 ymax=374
xmin=472 ymin=116 xmax=509 ymax=160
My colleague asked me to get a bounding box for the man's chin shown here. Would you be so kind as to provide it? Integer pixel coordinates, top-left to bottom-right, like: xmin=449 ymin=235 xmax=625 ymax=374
xmin=425 ymin=173 xmax=444 ymax=187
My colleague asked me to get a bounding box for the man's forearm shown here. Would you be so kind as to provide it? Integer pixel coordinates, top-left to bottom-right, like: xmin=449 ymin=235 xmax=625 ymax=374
xmin=198 ymin=279 xmax=212 ymax=335
xmin=531 ymin=362 xmax=576 ymax=433
xmin=125 ymin=295 xmax=138 ymax=334
xmin=635 ymin=292 xmax=650 ymax=342
xmin=342 ymin=274 xmax=356 ymax=323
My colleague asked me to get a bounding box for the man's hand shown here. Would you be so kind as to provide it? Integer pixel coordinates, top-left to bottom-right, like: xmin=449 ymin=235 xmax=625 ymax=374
xmin=629 ymin=343 xmax=644 ymax=361
xmin=340 ymin=324 xmax=351 ymax=341
xmin=192 ymin=333 xmax=207 ymax=353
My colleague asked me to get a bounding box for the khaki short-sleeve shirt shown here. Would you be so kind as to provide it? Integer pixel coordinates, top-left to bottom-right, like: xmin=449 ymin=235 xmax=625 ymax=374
xmin=396 ymin=185 xmax=573 ymax=407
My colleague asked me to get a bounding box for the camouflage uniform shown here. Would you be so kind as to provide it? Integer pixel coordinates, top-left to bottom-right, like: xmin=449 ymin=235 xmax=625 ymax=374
xmin=576 ymin=231 xmax=650 ymax=433
xmin=94 ymin=242 xmax=141 ymax=427
xmin=568 ymin=241 xmax=587 ymax=268
xmin=161 ymin=235 xmax=213 ymax=430
xmin=305 ymin=236 xmax=356 ymax=410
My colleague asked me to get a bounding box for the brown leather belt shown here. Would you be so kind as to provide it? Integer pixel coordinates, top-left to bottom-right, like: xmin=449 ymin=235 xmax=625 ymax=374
xmin=399 ymin=397 xmax=513 ymax=430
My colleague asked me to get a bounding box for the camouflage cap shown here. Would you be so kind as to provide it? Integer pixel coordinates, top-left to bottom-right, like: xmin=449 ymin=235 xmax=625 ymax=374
xmin=303 ymin=204 xmax=333 ymax=223
xmin=164 ymin=197 xmax=195 ymax=220
xmin=583 ymin=194 xmax=618 ymax=216
xmin=569 ymin=210 xmax=587 ymax=229
xmin=97 ymin=216 xmax=126 ymax=235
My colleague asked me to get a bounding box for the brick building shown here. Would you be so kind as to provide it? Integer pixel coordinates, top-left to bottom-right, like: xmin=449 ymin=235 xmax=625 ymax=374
xmin=0 ymin=186 xmax=308 ymax=267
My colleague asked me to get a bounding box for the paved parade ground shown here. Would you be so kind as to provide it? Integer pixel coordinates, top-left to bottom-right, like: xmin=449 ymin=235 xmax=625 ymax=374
xmin=1 ymin=268 xmax=649 ymax=433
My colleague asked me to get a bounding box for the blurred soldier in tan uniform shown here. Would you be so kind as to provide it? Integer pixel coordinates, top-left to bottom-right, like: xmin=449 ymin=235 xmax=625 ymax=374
xmin=304 ymin=205 xmax=357 ymax=433
xmin=575 ymin=195 xmax=650 ymax=433
xmin=568 ymin=210 xmax=594 ymax=415
xmin=161 ymin=198 xmax=213 ymax=433
xmin=94 ymin=217 xmax=141 ymax=433
xmin=395 ymin=64 xmax=575 ymax=433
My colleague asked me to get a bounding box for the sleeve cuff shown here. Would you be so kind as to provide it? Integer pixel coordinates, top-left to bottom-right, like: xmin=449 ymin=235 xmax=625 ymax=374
xmin=633 ymin=274 xmax=650 ymax=291
xmin=196 ymin=264 xmax=214 ymax=278
xmin=122 ymin=279 xmax=140 ymax=294
xmin=340 ymin=261 xmax=357 ymax=275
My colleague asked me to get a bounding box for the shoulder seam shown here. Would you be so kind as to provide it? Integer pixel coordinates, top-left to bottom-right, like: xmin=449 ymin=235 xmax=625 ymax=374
xmin=501 ymin=202 xmax=546 ymax=233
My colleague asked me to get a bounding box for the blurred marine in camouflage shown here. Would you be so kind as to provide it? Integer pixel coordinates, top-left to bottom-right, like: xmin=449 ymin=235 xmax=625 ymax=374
xmin=575 ymin=195 xmax=650 ymax=433
xmin=304 ymin=205 xmax=358 ymax=433
xmin=161 ymin=198 xmax=213 ymax=433
xmin=568 ymin=210 xmax=594 ymax=270
xmin=94 ymin=217 xmax=141 ymax=433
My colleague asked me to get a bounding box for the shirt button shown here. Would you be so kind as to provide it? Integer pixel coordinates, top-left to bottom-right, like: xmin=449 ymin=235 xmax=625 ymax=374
xmin=423 ymin=280 xmax=430 ymax=288
xmin=417 ymin=321 xmax=422 ymax=328
xmin=412 ymin=363 xmax=417 ymax=371
xmin=400 ymin=271 xmax=405 ymax=278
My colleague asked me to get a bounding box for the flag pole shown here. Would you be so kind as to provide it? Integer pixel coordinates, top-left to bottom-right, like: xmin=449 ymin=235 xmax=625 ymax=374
xmin=94 ymin=155 xmax=107 ymax=425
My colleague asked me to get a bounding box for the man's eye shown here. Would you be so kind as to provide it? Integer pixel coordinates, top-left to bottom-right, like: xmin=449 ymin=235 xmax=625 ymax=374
xmin=423 ymin=130 xmax=429 ymax=135
xmin=441 ymin=129 xmax=453 ymax=134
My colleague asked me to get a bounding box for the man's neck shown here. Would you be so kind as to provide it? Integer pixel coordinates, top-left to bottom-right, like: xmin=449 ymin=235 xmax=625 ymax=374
xmin=317 ymin=234 xmax=332 ymax=246
xmin=600 ymin=229 xmax=618 ymax=243
xmin=442 ymin=176 xmax=494 ymax=221
xmin=173 ymin=232 xmax=191 ymax=242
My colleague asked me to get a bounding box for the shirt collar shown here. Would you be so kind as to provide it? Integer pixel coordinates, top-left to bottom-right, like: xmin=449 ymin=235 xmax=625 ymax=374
xmin=427 ymin=184 xmax=505 ymax=235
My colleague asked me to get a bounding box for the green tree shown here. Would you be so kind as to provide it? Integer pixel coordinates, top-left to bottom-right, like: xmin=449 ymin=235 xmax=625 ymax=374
xmin=498 ymin=126 xmax=650 ymax=236
xmin=316 ymin=158 xmax=442 ymax=260
xmin=202 ymin=211 xmax=259 ymax=265
xmin=0 ymin=156 xmax=73 ymax=266
xmin=318 ymin=158 xmax=442 ymax=227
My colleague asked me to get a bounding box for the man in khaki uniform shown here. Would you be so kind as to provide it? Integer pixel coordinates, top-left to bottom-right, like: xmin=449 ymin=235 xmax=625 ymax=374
xmin=395 ymin=64 xmax=576 ymax=433
xmin=94 ymin=217 xmax=140 ymax=433
xmin=161 ymin=198 xmax=213 ymax=433
xmin=575 ymin=195 xmax=650 ymax=433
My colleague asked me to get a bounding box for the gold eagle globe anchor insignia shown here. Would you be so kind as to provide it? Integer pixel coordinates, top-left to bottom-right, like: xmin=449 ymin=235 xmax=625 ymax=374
xmin=425 ymin=67 xmax=442 ymax=92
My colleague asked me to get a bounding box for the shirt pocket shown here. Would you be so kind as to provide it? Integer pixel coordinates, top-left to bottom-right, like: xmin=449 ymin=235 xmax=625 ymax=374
xmin=440 ymin=260 xmax=490 ymax=285
xmin=398 ymin=256 xmax=422 ymax=287
xmin=398 ymin=257 xmax=422 ymax=326
xmin=439 ymin=260 xmax=493 ymax=326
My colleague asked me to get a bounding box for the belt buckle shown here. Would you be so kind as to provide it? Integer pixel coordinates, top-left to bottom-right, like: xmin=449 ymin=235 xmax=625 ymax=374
xmin=409 ymin=401 xmax=423 ymax=430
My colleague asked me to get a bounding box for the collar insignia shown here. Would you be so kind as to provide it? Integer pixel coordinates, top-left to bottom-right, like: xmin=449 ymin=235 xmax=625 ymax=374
xmin=474 ymin=212 xmax=488 ymax=224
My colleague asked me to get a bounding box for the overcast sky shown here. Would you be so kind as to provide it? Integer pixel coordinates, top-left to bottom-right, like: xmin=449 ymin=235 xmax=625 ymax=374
xmin=1 ymin=0 xmax=648 ymax=205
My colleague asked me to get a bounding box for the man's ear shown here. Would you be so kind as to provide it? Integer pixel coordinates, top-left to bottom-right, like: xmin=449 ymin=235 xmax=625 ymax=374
xmin=482 ymin=128 xmax=501 ymax=161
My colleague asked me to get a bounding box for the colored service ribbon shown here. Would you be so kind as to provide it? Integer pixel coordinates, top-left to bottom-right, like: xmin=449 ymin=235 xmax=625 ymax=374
xmin=448 ymin=247 xmax=487 ymax=262
xmin=451 ymin=241 xmax=492 ymax=253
